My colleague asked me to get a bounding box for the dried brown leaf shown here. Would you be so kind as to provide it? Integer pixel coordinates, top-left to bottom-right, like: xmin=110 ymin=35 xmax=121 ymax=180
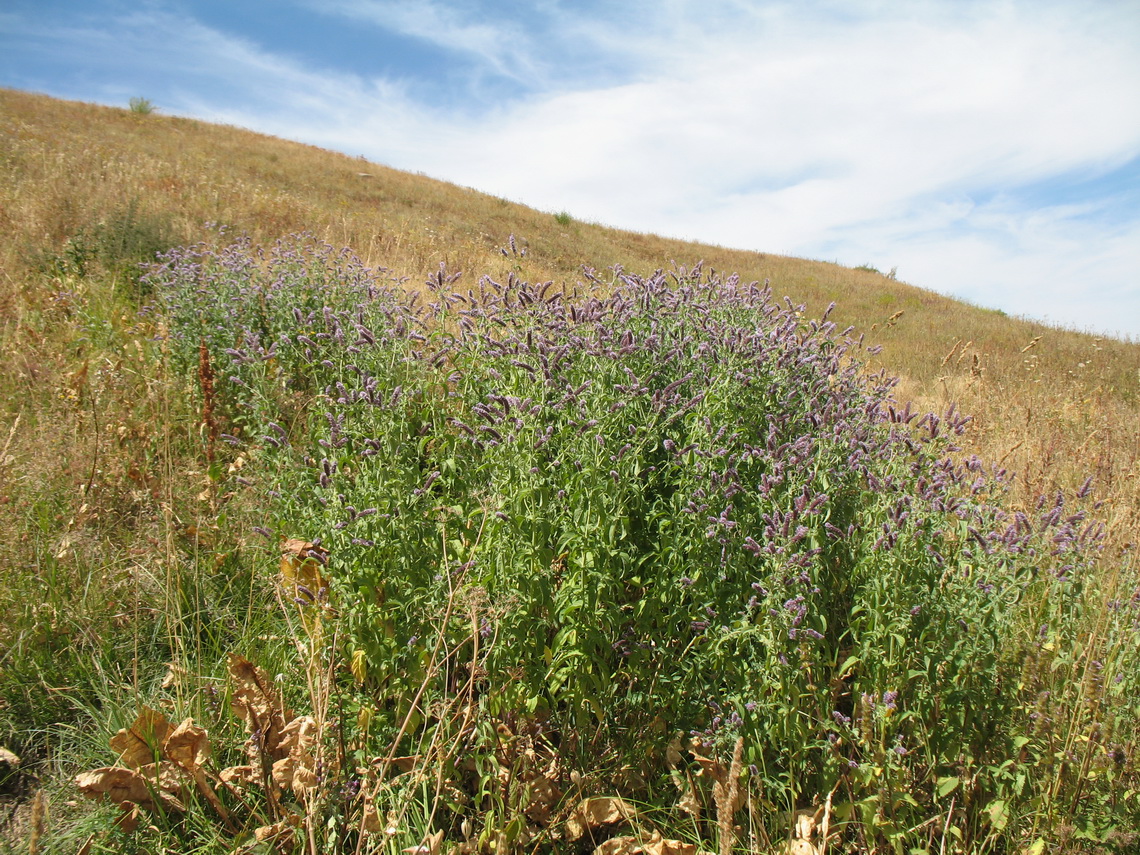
xmin=255 ymin=813 xmax=300 ymax=846
xmin=593 ymin=832 xmax=698 ymax=855
xmin=402 ymin=829 xmax=444 ymax=854
xmin=75 ymin=767 xmax=185 ymax=813
xmin=281 ymin=539 xmax=332 ymax=637
xmin=109 ymin=708 xmax=171 ymax=770
xmin=524 ymin=776 xmax=559 ymax=825
xmin=521 ymin=756 xmax=561 ymax=825
xmin=228 ymin=654 xmax=291 ymax=759
xmin=689 ymin=749 xmax=727 ymax=787
xmin=160 ymin=662 xmax=187 ymax=690
xmin=389 ymin=755 xmax=420 ymax=773
xmin=783 ymin=841 xmax=819 ymax=855
xmin=115 ymin=803 xmax=141 ymax=833
xmin=566 ymin=796 xmax=636 ymax=841
xmin=361 ymin=799 xmax=383 ymax=834
xmin=162 ymin=718 xmax=210 ymax=772
xmin=219 ymin=765 xmax=256 ymax=786
xmin=137 ymin=761 xmax=192 ymax=794
xmin=677 ymin=780 xmax=701 ymax=820
xmin=280 ymin=539 xmax=329 ymax=598
xmin=271 ymin=715 xmax=319 ymax=796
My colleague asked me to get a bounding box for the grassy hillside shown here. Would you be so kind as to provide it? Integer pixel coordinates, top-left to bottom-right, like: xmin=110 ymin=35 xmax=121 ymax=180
xmin=2 ymin=87 xmax=1139 ymax=853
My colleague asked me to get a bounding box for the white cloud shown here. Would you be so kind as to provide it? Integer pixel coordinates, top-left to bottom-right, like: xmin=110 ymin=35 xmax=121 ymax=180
xmin=299 ymin=0 xmax=541 ymax=85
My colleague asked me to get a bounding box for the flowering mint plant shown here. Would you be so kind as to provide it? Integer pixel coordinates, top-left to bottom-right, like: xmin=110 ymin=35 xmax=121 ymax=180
xmin=148 ymin=236 xmax=1136 ymax=850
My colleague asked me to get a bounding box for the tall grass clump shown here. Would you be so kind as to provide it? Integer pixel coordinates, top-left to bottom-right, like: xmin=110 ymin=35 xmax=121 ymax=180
xmin=115 ymin=236 xmax=1140 ymax=853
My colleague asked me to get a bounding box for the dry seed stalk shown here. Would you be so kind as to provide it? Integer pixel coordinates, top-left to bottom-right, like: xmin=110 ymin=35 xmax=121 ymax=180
xmin=28 ymin=788 xmax=46 ymax=855
xmin=714 ymin=736 xmax=745 ymax=855
xmin=197 ymin=339 xmax=217 ymax=463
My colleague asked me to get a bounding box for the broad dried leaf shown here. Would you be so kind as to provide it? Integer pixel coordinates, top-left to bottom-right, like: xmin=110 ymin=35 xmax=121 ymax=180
xmin=566 ymin=797 xmax=636 ymax=841
xmin=521 ymin=755 xmax=561 ymax=825
xmin=115 ymin=803 xmax=142 ymax=833
xmin=271 ymin=715 xmax=319 ymax=796
xmin=688 ymin=746 xmax=727 ymax=787
xmin=75 ymin=767 xmax=185 ymax=813
xmin=389 ymin=755 xmax=420 ymax=773
xmin=160 ymin=662 xmax=187 ymax=690
xmin=255 ymin=814 xmax=300 ymax=846
xmin=280 ymin=539 xmax=329 ymax=598
xmin=110 ymin=708 xmax=171 ymax=770
xmin=219 ymin=765 xmax=256 ymax=786
xmin=162 ymin=718 xmax=210 ymax=772
xmin=281 ymin=539 xmax=331 ymax=638
xmin=793 ymin=809 xmax=819 ymax=840
xmin=593 ymin=832 xmax=699 ymax=855
xmin=594 ymin=839 xmax=638 ymax=855
xmin=0 ymin=747 xmax=21 ymax=768
xmin=676 ymin=781 xmax=701 ymax=820
xmin=137 ymin=761 xmax=192 ymax=794
xmin=362 ymin=799 xmax=383 ymax=834
xmin=645 ymin=838 xmax=698 ymax=855
xmin=402 ymin=829 xmax=444 ymax=854
xmin=228 ymin=654 xmax=291 ymax=759
xmin=524 ymin=774 xmax=560 ymax=825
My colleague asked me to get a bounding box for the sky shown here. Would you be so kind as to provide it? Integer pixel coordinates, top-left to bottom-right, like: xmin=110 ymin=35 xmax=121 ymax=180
xmin=2 ymin=1 xmax=1139 ymax=339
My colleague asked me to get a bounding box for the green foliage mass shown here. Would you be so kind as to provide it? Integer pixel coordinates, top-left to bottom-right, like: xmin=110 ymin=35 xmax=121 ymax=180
xmin=91 ymin=233 xmax=1140 ymax=852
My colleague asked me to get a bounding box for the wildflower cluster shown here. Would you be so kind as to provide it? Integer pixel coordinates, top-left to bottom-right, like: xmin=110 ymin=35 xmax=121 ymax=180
xmin=146 ymin=235 xmax=1135 ymax=849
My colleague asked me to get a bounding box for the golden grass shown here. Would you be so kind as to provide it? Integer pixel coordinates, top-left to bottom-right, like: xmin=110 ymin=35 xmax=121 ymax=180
xmin=1 ymin=84 xmax=1137 ymax=560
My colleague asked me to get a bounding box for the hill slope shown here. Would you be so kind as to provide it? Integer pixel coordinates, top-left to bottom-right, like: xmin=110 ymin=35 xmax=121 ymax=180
xmin=2 ymin=87 xmax=1136 ymax=535
xmin=1 ymin=86 xmax=1140 ymax=852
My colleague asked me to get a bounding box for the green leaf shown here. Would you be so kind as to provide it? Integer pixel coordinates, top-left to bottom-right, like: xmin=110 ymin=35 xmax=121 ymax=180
xmin=936 ymin=776 xmax=959 ymax=797
xmin=985 ymin=798 xmax=1008 ymax=831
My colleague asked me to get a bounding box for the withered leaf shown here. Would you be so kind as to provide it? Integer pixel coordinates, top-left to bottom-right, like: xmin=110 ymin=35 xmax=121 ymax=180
xmin=162 ymin=718 xmax=210 ymax=772
xmin=228 ymin=654 xmax=291 ymax=759
xmin=402 ymin=829 xmax=444 ymax=854
xmin=361 ymin=799 xmax=383 ymax=834
xmin=280 ymin=539 xmax=329 ymax=597
xmin=115 ymin=803 xmax=142 ymax=833
xmin=255 ymin=813 xmax=301 ymax=845
xmin=688 ymin=747 xmax=727 ymax=787
xmin=219 ymin=765 xmax=256 ymax=786
xmin=593 ymin=832 xmax=699 ymax=855
xmin=565 ymin=797 xmax=636 ymax=841
xmin=75 ymin=767 xmax=185 ymax=813
xmin=110 ymin=708 xmax=171 ymax=770
xmin=281 ymin=539 xmax=332 ymax=638
xmin=676 ymin=780 xmax=701 ymax=820
xmin=522 ymin=757 xmax=561 ymax=825
xmin=160 ymin=662 xmax=187 ymax=690
xmin=137 ymin=761 xmax=192 ymax=794
xmin=271 ymin=715 xmax=319 ymax=796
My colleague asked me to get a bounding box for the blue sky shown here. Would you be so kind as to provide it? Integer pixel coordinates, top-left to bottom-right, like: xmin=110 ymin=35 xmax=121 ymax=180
xmin=3 ymin=1 xmax=1139 ymax=339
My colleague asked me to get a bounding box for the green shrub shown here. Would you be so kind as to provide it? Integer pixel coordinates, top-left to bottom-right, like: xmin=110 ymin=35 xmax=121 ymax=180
xmin=133 ymin=237 xmax=1140 ymax=852
xmin=128 ymin=97 xmax=155 ymax=115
